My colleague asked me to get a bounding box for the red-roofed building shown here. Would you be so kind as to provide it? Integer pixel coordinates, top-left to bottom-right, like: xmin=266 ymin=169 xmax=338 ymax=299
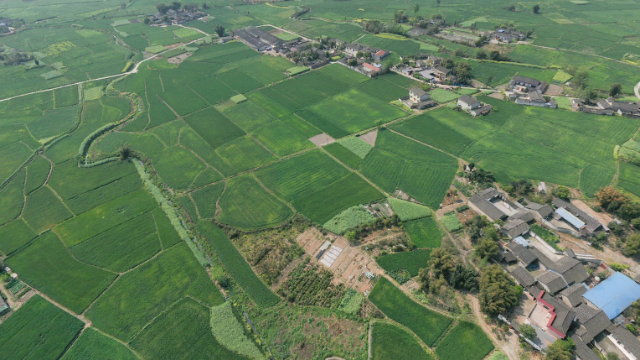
xmin=373 ymin=50 xmax=389 ymax=61
xmin=362 ymin=63 xmax=380 ymax=74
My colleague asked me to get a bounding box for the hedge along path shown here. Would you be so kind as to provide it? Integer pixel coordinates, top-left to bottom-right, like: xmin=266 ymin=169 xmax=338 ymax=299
xmin=133 ymin=160 xmax=209 ymax=266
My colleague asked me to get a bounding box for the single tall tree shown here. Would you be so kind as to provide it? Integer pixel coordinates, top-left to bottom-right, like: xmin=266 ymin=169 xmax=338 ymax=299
xmin=414 ymin=4 xmax=420 ymax=15
xmin=609 ymin=83 xmax=622 ymax=97
xmin=215 ymin=25 xmax=225 ymax=37
xmin=532 ymin=4 xmax=540 ymax=14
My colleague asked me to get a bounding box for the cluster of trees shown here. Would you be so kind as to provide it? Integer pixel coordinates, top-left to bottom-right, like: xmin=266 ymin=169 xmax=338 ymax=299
xmin=594 ymin=186 xmax=640 ymax=255
xmin=476 ymin=49 xmax=511 ymax=62
xmin=463 ymin=164 xmax=495 ymax=186
xmin=478 ymin=265 xmax=521 ymax=315
xmin=439 ymin=58 xmax=471 ymax=84
xmin=292 ymin=6 xmax=310 ymax=19
xmin=155 ymin=2 xmax=200 ymax=14
xmin=362 ymin=20 xmax=405 ymax=35
xmin=277 ymin=261 xmax=345 ymax=307
xmin=417 ymin=248 xmax=479 ymax=295
xmin=345 ymin=214 xmax=401 ymax=242
xmin=595 ymin=186 xmax=640 ymax=221
xmin=0 ymin=45 xmax=34 ymax=66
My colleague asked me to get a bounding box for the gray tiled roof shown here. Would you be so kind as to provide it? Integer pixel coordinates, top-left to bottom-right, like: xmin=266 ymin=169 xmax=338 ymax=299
xmin=511 ymin=75 xmax=542 ymax=86
xmin=526 ymin=203 xmax=554 ymax=218
xmin=510 ymin=266 xmax=537 ymax=287
xmin=469 ymin=195 xmax=506 ymax=221
xmin=552 ymin=198 xmax=604 ymax=233
xmin=506 ymin=242 xmax=538 ymax=266
xmin=570 ymin=335 xmax=601 ymax=360
xmin=511 ymin=209 xmax=535 ymax=223
xmin=409 ymin=87 xmax=427 ymax=97
xmin=560 ymin=283 xmax=587 ymax=307
xmin=458 ymin=95 xmax=479 ymax=107
xmin=502 ymin=219 xmax=530 ymax=238
xmin=528 ymin=248 xmax=555 ymax=269
xmin=609 ymin=325 xmax=640 ymax=357
xmin=574 ymin=304 xmax=611 ymax=343
xmin=538 ymin=271 xmax=567 ymax=294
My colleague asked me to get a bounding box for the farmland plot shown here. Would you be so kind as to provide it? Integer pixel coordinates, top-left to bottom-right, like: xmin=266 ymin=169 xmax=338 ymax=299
xmin=191 ymin=182 xmax=225 ymax=219
xmin=361 ymin=130 xmax=459 ymax=209
xmin=307 ymin=89 xmax=407 ymax=134
xmin=0 ymin=171 xmax=25 ymax=226
xmin=293 ymin=173 xmax=384 ymax=224
xmin=69 ymin=212 xmax=161 ymax=272
xmin=271 ymin=78 xmax=328 ymax=107
xmin=318 ymin=64 xmax=370 ymax=86
xmin=404 ymin=217 xmax=443 ymax=248
xmin=0 ymin=295 xmax=84 ymax=360
xmin=619 ymin=162 xmax=640 ymax=197
xmin=324 ymin=142 xmax=362 ymax=169
xmin=217 ymin=69 xmax=263 ymax=94
xmin=435 ymin=322 xmax=494 ymax=360
xmin=387 ymin=198 xmax=431 ymax=221
xmin=376 ymin=249 xmax=432 ymax=276
xmin=7 ymin=232 xmax=117 ymax=313
xmin=369 ymin=277 xmax=452 ymax=346
xmin=154 ymin=147 xmax=206 ymax=190
xmin=159 ymin=87 xmax=209 ymax=116
xmin=62 ymin=328 xmax=138 ymax=360
xmin=0 ymin=219 xmax=37 ymax=255
xmin=252 ymin=121 xmax=314 ymax=157
xmin=184 ymin=107 xmax=245 ymax=149
xmin=25 ymin=155 xmax=52 ymax=195
xmin=215 ymin=136 xmax=278 ymax=173
xmin=295 ymin=71 xmax=351 ymax=97
xmin=86 ymin=243 xmax=223 ymax=341
xmin=49 ymin=160 xmax=137 ymax=201
xmin=217 ymin=175 xmax=293 ymax=230
xmin=256 ymin=150 xmax=350 ymax=202
xmin=189 ymin=77 xmax=238 ymax=105
xmin=131 ymin=298 xmax=250 ymax=360
xmin=23 ymin=186 xmax=73 ymax=233
xmin=223 ymin=101 xmax=276 ymax=132
xmin=197 ymin=221 xmax=281 ymax=307
xmin=371 ymin=322 xmax=435 ymax=360
xmin=55 ymin=190 xmax=156 ymax=247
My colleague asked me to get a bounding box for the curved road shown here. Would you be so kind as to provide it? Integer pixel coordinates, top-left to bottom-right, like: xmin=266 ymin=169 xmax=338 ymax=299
xmin=0 ymin=25 xmax=208 ymax=104
xmin=635 ymin=80 xmax=640 ymax=100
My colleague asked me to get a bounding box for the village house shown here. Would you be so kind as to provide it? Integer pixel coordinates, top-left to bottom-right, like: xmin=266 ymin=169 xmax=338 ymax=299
xmin=433 ymin=65 xmax=451 ymax=81
xmin=515 ymin=91 xmax=558 ymax=108
xmin=468 ymin=188 xmax=514 ymax=222
xmin=361 ymin=62 xmax=380 ymax=76
xmin=344 ymin=43 xmax=376 ymax=57
xmin=596 ymin=98 xmax=640 ymax=117
xmin=571 ymin=98 xmax=616 ymax=116
xmin=491 ymin=28 xmax=525 ymax=43
xmin=402 ymin=87 xmax=436 ymax=109
xmin=509 ymin=264 xmax=537 ymax=287
xmin=537 ymin=271 xmax=568 ymax=294
xmin=148 ymin=9 xmax=205 ymax=25
xmin=506 ymin=242 xmax=538 ymax=268
xmin=552 ymin=198 xmax=607 ymax=236
xmin=372 ymin=50 xmax=389 ymax=62
xmin=527 ymin=287 xmax=576 ymax=339
xmin=233 ymin=26 xmax=283 ymax=52
xmin=509 ymin=75 xmax=548 ymax=94
xmin=458 ymin=95 xmax=493 ymax=116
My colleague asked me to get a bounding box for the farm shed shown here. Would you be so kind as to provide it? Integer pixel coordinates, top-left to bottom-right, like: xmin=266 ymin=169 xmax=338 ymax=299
xmin=559 ymin=283 xmax=587 ymax=308
xmin=457 ymin=95 xmax=480 ymax=110
xmin=608 ymin=324 xmax=640 ymax=360
xmin=501 ymin=219 xmax=530 ymax=239
xmin=468 ymin=188 xmax=510 ymax=222
xmin=573 ymin=303 xmax=612 ymax=343
xmin=506 ymin=242 xmax=538 ymax=268
xmin=509 ymin=266 xmax=536 ymax=287
xmin=537 ymin=271 xmax=567 ymax=294
xmin=552 ymin=198 xmax=607 ymax=235
xmin=583 ymin=272 xmax=640 ymax=319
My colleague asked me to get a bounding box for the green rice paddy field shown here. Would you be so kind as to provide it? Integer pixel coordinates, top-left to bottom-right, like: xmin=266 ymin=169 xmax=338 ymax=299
xmin=3 ymin=1 xmax=640 ymax=357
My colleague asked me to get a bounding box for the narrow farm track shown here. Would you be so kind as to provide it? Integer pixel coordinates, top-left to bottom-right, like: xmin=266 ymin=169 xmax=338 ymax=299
xmin=368 ymin=321 xmax=373 ymax=360
xmin=469 ymin=295 xmax=519 ymax=360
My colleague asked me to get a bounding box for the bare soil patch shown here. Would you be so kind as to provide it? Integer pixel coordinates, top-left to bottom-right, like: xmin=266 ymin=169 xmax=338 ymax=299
xmin=488 ymin=91 xmax=506 ymax=100
xmin=359 ymin=129 xmax=378 ymax=146
xmin=309 ymin=133 xmax=336 ymax=147
xmin=167 ymin=52 xmax=192 ymax=64
xmin=544 ymin=84 xmax=564 ymax=96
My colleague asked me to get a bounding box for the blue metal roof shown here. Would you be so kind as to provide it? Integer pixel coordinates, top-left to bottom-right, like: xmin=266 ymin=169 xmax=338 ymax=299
xmin=513 ymin=236 xmax=530 ymax=247
xmin=555 ymin=207 xmax=586 ymax=229
xmin=584 ymin=272 xmax=640 ymax=319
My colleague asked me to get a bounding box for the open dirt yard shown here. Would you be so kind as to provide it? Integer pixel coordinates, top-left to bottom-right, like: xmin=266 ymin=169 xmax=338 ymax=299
xmin=309 ymin=133 xmax=336 ymax=147
xmin=167 ymin=52 xmax=192 ymax=64
xmin=359 ymin=129 xmax=377 ymax=147
xmin=295 ymin=228 xmax=383 ymax=294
